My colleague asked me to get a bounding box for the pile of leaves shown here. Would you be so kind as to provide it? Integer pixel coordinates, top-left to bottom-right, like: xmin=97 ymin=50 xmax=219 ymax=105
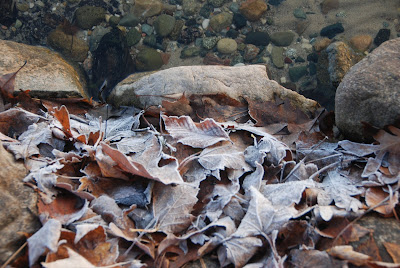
xmin=1 ymin=67 xmax=400 ymax=268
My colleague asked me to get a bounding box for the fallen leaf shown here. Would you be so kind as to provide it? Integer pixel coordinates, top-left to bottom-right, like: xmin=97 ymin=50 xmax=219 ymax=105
xmin=365 ymin=187 xmax=399 ymax=215
xmin=162 ymin=115 xmax=231 ymax=148
xmin=42 ymin=247 xmax=95 ymax=268
xmin=0 ymin=61 xmax=26 ymax=100
xmin=383 ymin=242 xmax=400 ymax=263
xmin=218 ymin=236 xmax=263 ymax=267
xmin=327 ymin=245 xmax=372 ymax=266
xmin=289 ymin=249 xmax=343 ymax=268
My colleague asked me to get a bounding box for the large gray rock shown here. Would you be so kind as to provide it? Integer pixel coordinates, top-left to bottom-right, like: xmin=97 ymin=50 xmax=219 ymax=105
xmin=0 ymin=40 xmax=87 ymax=98
xmin=107 ymin=65 xmax=319 ymax=115
xmin=0 ymin=141 xmax=40 ymax=263
xmin=335 ymin=38 xmax=400 ymax=141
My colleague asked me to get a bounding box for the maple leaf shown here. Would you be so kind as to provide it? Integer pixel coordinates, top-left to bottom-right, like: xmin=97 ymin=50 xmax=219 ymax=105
xmin=27 ymin=219 xmax=62 ymax=266
xmin=162 ymin=115 xmax=231 ymax=148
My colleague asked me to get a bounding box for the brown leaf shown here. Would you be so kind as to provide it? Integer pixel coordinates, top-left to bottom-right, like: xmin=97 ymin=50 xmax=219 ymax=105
xmin=162 ymin=93 xmax=193 ymax=116
xmin=0 ymin=61 xmax=26 ymax=100
xmin=43 ymin=248 xmax=95 ymax=268
xmin=0 ymin=108 xmax=41 ymax=137
xmin=327 ymin=245 xmax=372 ymax=266
xmin=356 ymin=234 xmax=382 ymax=262
xmin=162 ymin=115 xmax=231 ymax=148
xmin=365 ymin=187 xmax=398 ymax=215
xmin=384 ymin=242 xmax=400 ymax=263
xmin=290 ymin=249 xmax=344 ymax=268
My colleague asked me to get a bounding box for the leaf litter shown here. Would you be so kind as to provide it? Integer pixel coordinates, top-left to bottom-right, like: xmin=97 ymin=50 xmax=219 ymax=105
xmin=0 ymin=86 xmax=399 ymax=267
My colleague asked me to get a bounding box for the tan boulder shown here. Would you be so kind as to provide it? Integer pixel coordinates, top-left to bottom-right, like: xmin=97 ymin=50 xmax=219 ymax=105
xmin=0 ymin=40 xmax=87 ymax=99
xmin=239 ymin=0 xmax=268 ymax=22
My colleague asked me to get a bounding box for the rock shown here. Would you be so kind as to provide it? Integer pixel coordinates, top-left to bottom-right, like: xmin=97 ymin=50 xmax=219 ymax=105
xmin=133 ymin=0 xmax=163 ymax=19
xmin=108 ymin=15 xmax=120 ymax=26
xmin=47 ymin=27 xmax=89 ymax=62
xmin=203 ymin=53 xmax=231 ymax=65
xmin=244 ymin=44 xmax=260 ymax=61
xmin=182 ymin=0 xmax=201 ymax=16
xmin=0 ymin=141 xmax=40 ymax=263
xmin=313 ymin=37 xmax=332 ymax=52
xmin=289 ymin=66 xmax=308 ymax=82
xmin=108 ymin=65 xmax=319 ymax=117
xmin=208 ymin=0 xmax=225 ymax=7
xmin=217 ymin=38 xmax=237 ymax=54
xmin=271 ymin=46 xmax=285 ymax=69
xmin=75 ymin=5 xmax=105 ymax=30
xmin=135 ymin=47 xmax=163 ymax=72
xmin=143 ymin=34 xmax=157 ymax=48
xmin=178 ymin=26 xmax=203 ymax=45
xmin=126 ymin=28 xmax=142 ymax=46
xmin=0 ymin=40 xmax=87 ymax=98
xmin=245 ymin=31 xmax=270 ymax=46
xmin=374 ymin=28 xmax=391 ymax=47
xmin=199 ymin=4 xmax=213 ymax=18
xmin=203 ymin=36 xmax=220 ymax=50
xmin=320 ymin=23 xmax=344 ymax=39
xmin=233 ymin=13 xmax=247 ymax=29
xmin=154 ymin=14 xmax=176 ymax=37
xmin=91 ymin=28 xmax=135 ymax=99
xmin=119 ymin=13 xmax=140 ymax=27
xmin=209 ymin=12 xmax=233 ymax=33
xmin=326 ymin=41 xmax=363 ymax=86
xmin=349 ymin=34 xmax=372 ymax=52
xmin=89 ymin=26 xmax=111 ymax=51
xmin=270 ymin=31 xmax=296 ymax=47
xmin=170 ymin=20 xmax=185 ymax=41
xmin=141 ymin=24 xmax=154 ymax=36
xmin=335 ymin=38 xmax=400 ymax=141
xmin=320 ymin=0 xmax=339 ymax=14
xmin=239 ymin=0 xmax=268 ymax=22
xmin=181 ymin=46 xmax=202 ymax=58
xmin=293 ymin=8 xmax=307 ymax=19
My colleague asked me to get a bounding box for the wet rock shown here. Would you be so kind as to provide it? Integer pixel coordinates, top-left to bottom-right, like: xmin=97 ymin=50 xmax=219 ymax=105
xmin=108 ymin=15 xmax=120 ymax=26
xmin=0 ymin=40 xmax=87 ymax=98
xmin=203 ymin=36 xmax=221 ymax=50
xmin=178 ymin=26 xmax=203 ymax=45
xmin=47 ymin=27 xmax=89 ymax=62
xmin=0 ymin=0 xmax=17 ymax=27
xmin=289 ymin=66 xmax=308 ymax=82
xmin=143 ymin=34 xmax=157 ymax=48
xmin=320 ymin=0 xmax=339 ymax=14
xmin=182 ymin=0 xmax=201 ymax=16
xmin=181 ymin=46 xmax=202 ymax=58
xmin=293 ymin=8 xmax=307 ymax=19
xmin=245 ymin=31 xmax=270 ymax=46
xmin=320 ymin=23 xmax=344 ymax=39
xmin=119 ymin=13 xmax=140 ymax=27
xmin=154 ymin=14 xmax=176 ymax=37
xmin=217 ymin=38 xmax=237 ymax=54
xmin=271 ymin=46 xmax=285 ymax=69
xmin=374 ymin=28 xmax=391 ymax=46
xmin=270 ymin=31 xmax=296 ymax=47
xmin=208 ymin=0 xmax=225 ymax=8
xmin=199 ymin=4 xmax=213 ymax=18
xmin=0 ymin=141 xmax=40 ymax=264
xmin=239 ymin=0 xmax=268 ymax=21
xmin=307 ymin=52 xmax=319 ymax=63
xmin=91 ymin=28 xmax=135 ymax=99
xmin=75 ymin=5 xmax=105 ymax=30
xmin=313 ymin=37 xmax=332 ymax=52
xmin=326 ymin=41 xmax=363 ymax=86
xmin=135 ymin=47 xmax=163 ymax=72
xmin=244 ymin=44 xmax=260 ymax=61
xmin=141 ymin=24 xmax=154 ymax=36
xmin=349 ymin=34 xmax=372 ymax=52
xmin=335 ymin=38 xmax=400 ymax=141
xmin=203 ymin=53 xmax=231 ymax=65
xmin=108 ymin=65 xmax=320 ymax=116
xmin=233 ymin=13 xmax=247 ymax=29
xmin=170 ymin=20 xmax=185 ymax=41
xmin=126 ymin=28 xmax=142 ymax=46
xmin=133 ymin=0 xmax=163 ymax=19
xmin=209 ymin=12 xmax=233 ymax=33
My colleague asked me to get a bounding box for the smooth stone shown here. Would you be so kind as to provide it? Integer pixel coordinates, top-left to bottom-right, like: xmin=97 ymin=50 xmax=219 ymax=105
xmin=202 ymin=19 xmax=210 ymax=30
xmin=243 ymin=44 xmax=260 ymax=61
xmin=289 ymin=66 xmax=308 ymax=82
xmin=209 ymin=12 xmax=233 ymax=33
xmin=208 ymin=0 xmax=225 ymax=7
xmin=229 ymin=2 xmax=240 ymax=13
xmin=270 ymin=31 xmax=295 ymax=47
xmin=0 ymin=39 xmax=87 ymax=98
xmin=74 ymin=5 xmax=105 ymax=30
xmin=141 ymin=24 xmax=154 ymax=35
xmin=293 ymin=8 xmax=307 ymax=19
xmin=313 ymin=37 xmax=332 ymax=52
xmin=108 ymin=65 xmax=320 ymax=118
xmin=217 ymin=38 xmax=238 ymax=54
xmin=47 ymin=27 xmax=89 ymax=62
xmin=135 ymin=47 xmax=163 ymax=71
xmin=320 ymin=23 xmax=344 ymax=39
xmin=119 ymin=13 xmax=140 ymax=27
xmin=320 ymin=0 xmax=339 ymax=14
xmin=199 ymin=4 xmax=213 ymax=18
xmin=0 ymin=141 xmax=40 ymax=264
xmin=335 ymin=38 xmax=400 ymax=141
xmin=180 ymin=46 xmax=202 ymax=58
xmin=233 ymin=13 xmax=247 ymax=29
xmin=239 ymin=0 xmax=268 ymax=22
xmin=108 ymin=16 xmax=120 ymax=26
xmin=349 ymin=34 xmax=372 ymax=52
xmin=245 ymin=31 xmax=270 ymax=46
xmin=143 ymin=34 xmax=157 ymax=48
xmin=374 ymin=28 xmax=391 ymax=46
xmin=170 ymin=20 xmax=185 ymax=41
xmin=126 ymin=27 xmax=142 ymax=46
xmin=133 ymin=0 xmax=163 ymax=19
xmin=271 ymin=46 xmax=284 ymax=68
xmin=182 ymin=0 xmax=201 ymax=16
xmin=202 ymin=36 xmax=221 ymax=49
xmin=154 ymin=14 xmax=176 ymax=37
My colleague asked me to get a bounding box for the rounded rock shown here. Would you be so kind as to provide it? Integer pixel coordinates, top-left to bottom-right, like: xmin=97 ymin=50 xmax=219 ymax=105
xmin=239 ymin=0 xmax=268 ymax=21
xmin=349 ymin=34 xmax=372 ymax=52
xmin=209 ymin=12 xmax=233 ymax=33
xmin=75 ymin=5 xmax=105 ymax=30
xmin=126 ymin=28 xmax=141 ymax=46
xmin=217 ymin=38 xmax=238 ymax=54
xmin=154 ymin=14 xmax=176 ymax=37
xmin=270 ymin=31 xmax=295 ymax=47
xmin=136 ymin=47 xmax=163 ymax=71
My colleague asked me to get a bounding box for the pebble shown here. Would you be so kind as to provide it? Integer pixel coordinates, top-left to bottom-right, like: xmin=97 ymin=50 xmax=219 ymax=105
xmin=203 ymin=52 xmax=231 ymax=65
xmin=270 ymin=31 xmax=295 ymax=47
xmin=285 ymin=48 xmax=297 ymax=59
xmin=320 ymin=23 xmax=344 ymax=39
xmin=209 ymin=12 xmax=233 ymax=33
xmin=202 ymin=19 xmax=210 ymax=30
xmin=181 ymin=46 xmax=202 ymax=58
xmin=289 ymin=66 xmax=308 ymax=82
xmin=233 ymin=13 xmax=247 ymax=29
xmin=374 ymin=28 xmax=390 ymax=46
xmin=126 ymin=28 xmax=142 ymax=46
xmin=217 ymin=38 xmax=238 ymax=54
xmin=244 ymin=44 xmax=260 ymax=61
xmin=293 ymin=8 xmax=307 ymax=19
xmin=119 ymin=14 xmax=140 ymax=27
xmin=75 ymin=5 xmax=105 ymax=30
xmin=349 ymin=34 xmax=372 ymax=52
xmin=320 ymin=0 xmax=339 ymax=14
xmin=141 ymin=24 xmax=154 ymax=36
xmin=136 ymin=47 xmax=163 ymax=71
xmin=239 ymin=0 xmax=268 ymax=21
xmin=202 ymin=36 xmax=220 ymax=49
xmin=182 ymin=0 xmax=201 ymax=16
xmin=245 ymin=31 xmax=270 ymax=46
xmin=271 ymin=46 xmax=285 ymax=68
xmin=209 ymin=0 xmax=225 ymax=8
xmin=154 ymin=14 xmax=176 ymax=37
xmin=313 ymin=37 xmax=332 ymax=51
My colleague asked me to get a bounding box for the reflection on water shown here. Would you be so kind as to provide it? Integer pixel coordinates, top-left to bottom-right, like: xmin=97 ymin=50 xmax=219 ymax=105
xmin=0 ymin=0 xmax=399 ymax=109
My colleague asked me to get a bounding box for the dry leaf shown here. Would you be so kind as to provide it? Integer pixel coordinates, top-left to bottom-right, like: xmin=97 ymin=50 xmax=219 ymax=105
xmin=365 ymin=187 xmax=399 ymax=215
xmin=383 ymin=242 xmax=400 ymax=263
xmin=162 ymin=115 xmax=231 ymax=148
xmin=42 ymin=247 xmax=95 ymax=268
xmin=327 ymin=245 xmax=372 ymax=266
xmin=218 ymin=236 xmax=263 ymax=267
